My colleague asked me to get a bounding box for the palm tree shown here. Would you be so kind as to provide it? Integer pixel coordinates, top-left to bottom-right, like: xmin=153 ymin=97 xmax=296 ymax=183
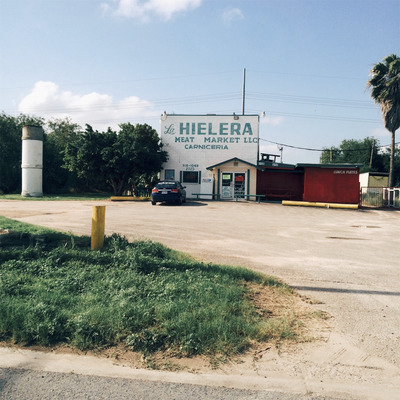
xmin=367 ymin=54 xmax=400 ymax=187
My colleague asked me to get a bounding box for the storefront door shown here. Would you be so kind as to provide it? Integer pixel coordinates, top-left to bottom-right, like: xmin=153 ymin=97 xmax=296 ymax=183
xmin=234 ymin=173 xmax=246 ymax=198
xmin=221 ymin=172 xmax=246 ymax=199
xmin=221 ymin=173 xmax=233 ymax=199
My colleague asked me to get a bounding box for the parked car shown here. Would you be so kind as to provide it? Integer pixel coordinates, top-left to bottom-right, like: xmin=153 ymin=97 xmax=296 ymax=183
xmin=151 ymin=181 xmax=186 ymax=205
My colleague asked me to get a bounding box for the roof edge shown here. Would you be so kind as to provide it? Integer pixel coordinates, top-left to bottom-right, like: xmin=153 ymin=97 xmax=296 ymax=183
xmin=296 ymin=163 xmax=363 ymax=168
xmin=207 ymin=157 xmax=258 ymax=170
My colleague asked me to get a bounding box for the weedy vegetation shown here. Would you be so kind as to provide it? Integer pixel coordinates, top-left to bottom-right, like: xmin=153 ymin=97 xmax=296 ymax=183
xmin=0 ymin=216 xmax=300 ymax=358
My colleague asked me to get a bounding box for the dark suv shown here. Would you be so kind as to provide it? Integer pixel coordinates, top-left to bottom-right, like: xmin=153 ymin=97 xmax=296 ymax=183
xmin=151 ymin=181 xmax=186 ymax=205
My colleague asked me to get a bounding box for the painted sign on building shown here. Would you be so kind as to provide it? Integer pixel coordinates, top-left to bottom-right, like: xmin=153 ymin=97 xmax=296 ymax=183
xmin=160 ymin=114 xmax=259 ymax=197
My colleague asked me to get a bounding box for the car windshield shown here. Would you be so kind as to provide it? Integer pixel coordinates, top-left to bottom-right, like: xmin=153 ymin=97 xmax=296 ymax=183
xmin=156 ymin=182 xmax=177 ymax=189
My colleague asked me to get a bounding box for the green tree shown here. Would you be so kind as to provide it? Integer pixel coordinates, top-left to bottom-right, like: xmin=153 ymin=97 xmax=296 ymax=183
xmin=367 ymin=54 xmax=400 ymax=187
xmin=43 ymin=118 xmax=82 ymax=193
xmin=0 ymin=113 xmax=44 ymax=193
xmin=0 ymin=113 xmax=21 ymax=193
xmin=320 ymin=137 xmax=385 ymax=173
xmin=63 ymin=123 xmax=167 ymax=195
xmin=117 ymin=123 xmax=168 ymax=194
xmin=381 ymin=147 xmax=400 ymax=186
xmin=63 ymin=125 xmax=112 ymax=192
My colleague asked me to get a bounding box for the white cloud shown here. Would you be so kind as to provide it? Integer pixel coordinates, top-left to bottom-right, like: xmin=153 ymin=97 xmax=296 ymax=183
xmin=100 ymin=2 xmax=111 ymax=15
xmin=103 ymin=0 xmax=202 ymax=21
xmin=260 ymin=115 xmax=285 ymax=126
xmin=370 ymin=126 xmax=390 ymax=138
xmin=259 ymin=143 xmax=280 ymax=156
xmin=222 ymin=8 xmax=244 ymax=25
xmin=18 ymin=81 xmax=156 ymax=131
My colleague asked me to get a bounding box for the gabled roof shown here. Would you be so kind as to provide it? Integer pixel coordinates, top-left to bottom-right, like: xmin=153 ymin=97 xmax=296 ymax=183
xmin=206 ymin=157 xmax=258 ymax=170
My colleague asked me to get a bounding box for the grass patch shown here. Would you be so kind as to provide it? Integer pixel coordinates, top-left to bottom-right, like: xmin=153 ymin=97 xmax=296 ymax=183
xmin=0 ymin=217 xmax=299 ymax=359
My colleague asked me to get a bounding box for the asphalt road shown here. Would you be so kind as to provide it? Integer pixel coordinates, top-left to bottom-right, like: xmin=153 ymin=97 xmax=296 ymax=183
xmin=0 ymin=368 xmax=343 ymax=400
xmin=0 ymin=199 xmax=399 ymax=400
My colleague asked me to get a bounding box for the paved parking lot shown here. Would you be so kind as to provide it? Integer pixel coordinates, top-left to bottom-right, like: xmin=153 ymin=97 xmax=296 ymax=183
xmin=1 ymin=199 xmax=399 ymax=399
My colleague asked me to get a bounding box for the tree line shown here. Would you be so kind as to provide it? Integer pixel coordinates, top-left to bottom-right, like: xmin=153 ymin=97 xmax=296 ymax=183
xmin=0 ymin=113 xmax=167 ymax=196
xmin=320 ymin=137 xmax=400 ymax=185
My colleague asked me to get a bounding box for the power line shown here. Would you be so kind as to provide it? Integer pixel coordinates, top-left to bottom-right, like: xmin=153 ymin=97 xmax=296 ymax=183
xmin=17 ymin=102 xmax=379 ymax=126
xmin=247 ymin=91 xmax=374 ymax=110
xmin=254 ymin=109 xmax=380 ymax=124
xmin=249 ymin=68 xmax=365 ymax=82
xmin=0 ymin=70 xmax=241 ymax=91
xmin=259 ymin=137 xmax=399 ymax=152
xmin=259 ymin=138 xmax=323 ymax=152
xmin=13 ymin=92 xmax=243 ymax=115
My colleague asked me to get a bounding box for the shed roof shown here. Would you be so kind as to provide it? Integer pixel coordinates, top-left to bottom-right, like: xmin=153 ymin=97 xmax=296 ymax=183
xmin=258 ymin=162 xmax=297 ymax=171
xmin=360 ymin=171 xmax=389 ymax=177
xmin=296 ymin=163 xmax=362 ymax=169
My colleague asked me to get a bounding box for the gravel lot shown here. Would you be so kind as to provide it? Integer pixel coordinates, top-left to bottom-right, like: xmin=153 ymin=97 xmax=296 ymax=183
xmin=0 ymin=199 xmax=399 ymax=400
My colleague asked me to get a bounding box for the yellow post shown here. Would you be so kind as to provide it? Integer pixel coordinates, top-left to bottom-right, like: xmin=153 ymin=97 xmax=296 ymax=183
xmin=91 ymin=206 xmax=106 ymax=250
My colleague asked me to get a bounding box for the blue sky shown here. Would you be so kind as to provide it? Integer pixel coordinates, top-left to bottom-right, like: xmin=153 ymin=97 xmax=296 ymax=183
xmin=1 ymin=0 xmax=399 ymax=164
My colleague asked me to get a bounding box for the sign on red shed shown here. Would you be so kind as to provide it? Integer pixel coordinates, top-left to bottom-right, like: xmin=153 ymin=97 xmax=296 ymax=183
xmin=302 ymin=165 xmax=360 ymax=204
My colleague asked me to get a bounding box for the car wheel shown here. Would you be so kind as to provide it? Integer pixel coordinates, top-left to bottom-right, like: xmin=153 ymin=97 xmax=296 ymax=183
xmin=177 ymin=197 xmax=183 ymax=205
xmin=151 ymin=201 xmax=156 ymax=205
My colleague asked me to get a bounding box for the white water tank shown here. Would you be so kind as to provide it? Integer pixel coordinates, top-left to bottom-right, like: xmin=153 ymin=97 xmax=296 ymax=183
xmin=21 ymin=125 xmax=43 ymax=197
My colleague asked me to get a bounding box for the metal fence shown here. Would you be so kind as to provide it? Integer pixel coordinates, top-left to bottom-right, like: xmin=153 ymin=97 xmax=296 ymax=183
xmin=360 ymin=187 xmax=400 ymax=208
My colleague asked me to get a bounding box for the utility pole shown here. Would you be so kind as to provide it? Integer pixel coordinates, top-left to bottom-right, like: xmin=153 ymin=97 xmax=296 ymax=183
xmin=278 ymin=146 xmax=283 ymax=163
xmin=369 ymin=139 xmax=375 ymax=168
xmin=242 ymin=68 xmax=246 ymax=115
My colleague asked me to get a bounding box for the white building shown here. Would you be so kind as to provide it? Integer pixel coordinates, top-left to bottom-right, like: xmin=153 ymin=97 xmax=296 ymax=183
xmin=160 ymin=114 xmax=259 ymax=199
xmin=359 ymin=171 xmax=389 ymax=188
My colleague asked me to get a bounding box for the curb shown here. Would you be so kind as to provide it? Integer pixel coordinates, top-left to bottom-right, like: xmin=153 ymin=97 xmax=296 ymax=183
xmin=282 ymin=200 xmax=359 ymax=209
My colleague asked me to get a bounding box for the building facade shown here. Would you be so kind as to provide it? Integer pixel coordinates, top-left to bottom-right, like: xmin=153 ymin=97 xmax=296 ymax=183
xmin=160 ymin=114 xmax=259 ymax=199
xmin=160 ymin=113 xmax=361 ymax=205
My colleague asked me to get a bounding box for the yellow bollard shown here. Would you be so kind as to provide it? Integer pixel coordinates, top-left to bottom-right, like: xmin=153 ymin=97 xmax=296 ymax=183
xmin=91 ymin=206 xmax=106 ymax=250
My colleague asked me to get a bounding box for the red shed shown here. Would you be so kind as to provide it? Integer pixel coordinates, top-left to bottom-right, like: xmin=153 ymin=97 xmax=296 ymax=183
xmin=257 ymin=165 xmax=304 ymax=201
xmin=300 ymin=164 xmax=361 ymax=204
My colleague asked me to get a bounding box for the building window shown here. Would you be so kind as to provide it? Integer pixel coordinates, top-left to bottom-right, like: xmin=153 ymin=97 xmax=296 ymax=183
xmin=181 ymin=171 xmax=200 ymax=184
xmin=165 ymin=169 xmax=175 ymax=180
